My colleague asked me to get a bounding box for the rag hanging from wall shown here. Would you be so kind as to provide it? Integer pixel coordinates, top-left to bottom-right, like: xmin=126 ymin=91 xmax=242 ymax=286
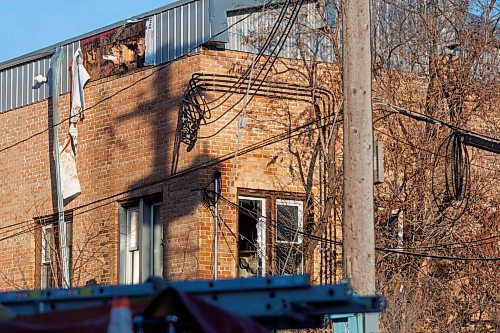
xmin=60 ymin=48 xmax=91 ymax=203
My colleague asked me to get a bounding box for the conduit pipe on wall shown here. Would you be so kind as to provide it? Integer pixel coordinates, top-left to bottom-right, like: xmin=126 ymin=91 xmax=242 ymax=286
xmin=50 ymin=47 xmax=70 ymax=288
xmin=213 ymin=172 xmax=222 ymax=280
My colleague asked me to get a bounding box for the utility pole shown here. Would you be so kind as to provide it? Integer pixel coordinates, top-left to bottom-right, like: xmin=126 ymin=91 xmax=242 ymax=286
xmin=341 ymin=0 xmax=378 ymax=331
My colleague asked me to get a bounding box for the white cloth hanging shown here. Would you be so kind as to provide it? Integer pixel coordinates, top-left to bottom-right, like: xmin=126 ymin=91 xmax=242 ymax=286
xmin=59 ymin=48 xmax=90 ymax=203
xmin=60 ymin=144 xmax=81 ymax=202
xmin=70 ymin=48 xmax=91 ymax=123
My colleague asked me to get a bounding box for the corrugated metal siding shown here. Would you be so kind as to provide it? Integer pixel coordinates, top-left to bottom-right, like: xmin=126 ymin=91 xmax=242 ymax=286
xmin=226 ymin=2 xmax=334 ymax=62
xmin=0 ymin=0 xmax=333 ymax=114
xmin=155 ymin=0 xmax=210 ymax=64
xmin=0 ymin=0 xmax=209 ymax=113
xmin=59 ymin=41 xmax=81 ymax=95
xmin=0 ymin=41 xmax=79 ymax=113
xmin=0 ymin=57 xmax=50 ymax=112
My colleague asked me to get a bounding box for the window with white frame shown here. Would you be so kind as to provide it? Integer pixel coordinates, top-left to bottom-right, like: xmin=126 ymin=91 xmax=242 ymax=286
xmin=238 ymin=196 xmax=266 ymax=278
xmin=119 ymin=197 xmax=163 ymax=284
xmin=36 ymin=211 xmax=73 ymax=289
xmin=275 ymin=199 xmax=304 ymax=275
xmin=237 ymin=194 xmax=305 ymax=277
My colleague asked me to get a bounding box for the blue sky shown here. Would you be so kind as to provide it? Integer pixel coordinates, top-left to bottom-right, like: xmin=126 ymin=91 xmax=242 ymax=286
xmin=0 ymin=0 xmax=176 ymax=63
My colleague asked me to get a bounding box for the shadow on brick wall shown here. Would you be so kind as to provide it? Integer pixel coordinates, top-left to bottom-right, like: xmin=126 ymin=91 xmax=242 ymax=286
xmin=111 ymin=64 xmax=218 ymax=281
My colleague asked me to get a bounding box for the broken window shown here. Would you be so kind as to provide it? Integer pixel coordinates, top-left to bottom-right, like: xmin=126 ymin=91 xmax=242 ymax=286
xmin=238 ymin=197 xmax=266 ymax=278
xmin=237 ymin=194 xmax=305 ymax=277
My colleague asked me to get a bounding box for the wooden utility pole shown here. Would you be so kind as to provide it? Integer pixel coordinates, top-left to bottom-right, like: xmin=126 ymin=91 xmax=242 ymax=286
xmin=341 ymin=0 xmax=377 ymax=328
xmin=342 ymin=0 xmax=378 ymax=330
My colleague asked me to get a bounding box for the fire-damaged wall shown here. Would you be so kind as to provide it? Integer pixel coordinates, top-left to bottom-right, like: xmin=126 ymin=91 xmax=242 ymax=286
xmin=0 ymin=48 xmax=331 ymax=289
xmin=81 ymin=21 xmax=148 ymax=79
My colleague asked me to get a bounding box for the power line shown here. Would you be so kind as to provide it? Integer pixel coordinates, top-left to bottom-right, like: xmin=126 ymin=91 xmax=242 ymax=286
xmin=392 ymin=235 xmax=500 ymax=250
xmin=2 ymin=114 xmax=496 ymax=250
xmin=0 ymin=114 xmax=338 ymax=242
xmin=375 ymin=128 xmax=500 ymax=173
xmin=375 ymin=247 xmax=499 ymax=262
xmin=373 ymin=99 xmax=500 ymax=142
xmin=0 ymin=11 xmax=254 ymax=155
xmin=0 ymin=220 xmax=29 ymax=231
xmin=208 ymin=190 xmax=500 ymax=263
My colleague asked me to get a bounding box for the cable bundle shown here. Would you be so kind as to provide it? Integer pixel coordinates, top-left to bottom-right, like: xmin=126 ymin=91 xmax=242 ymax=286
xmin=180 ymin=78 xmax=211 ymax=151
xmin=179 ymin=0 xmax=307 ymax=150
xmin=432 ymin=131 xmax=471 ymax=221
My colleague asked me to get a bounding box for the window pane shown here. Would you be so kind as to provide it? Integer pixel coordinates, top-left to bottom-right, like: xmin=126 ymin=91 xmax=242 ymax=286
xmin=276 ymin=243 xmax=303 ymax=275
xmin=277 ymin=204 xmax=299 ymax=242
xmin=38 ymin=212 xmax=73 ymax=289
xmin=152 ymin=204 xmax=163 ymax=277
xmin=238 ymin=198 xmax=264 ymax=277
xmin=42 ymin=226 xmax=54 ymax=262
xmin=41 ymin=226 xmax=59 ymax=288
xmin=41 ymin=264 xmax=52 ymax=289
xmin=238 ymin=199 xmax=262 ymax=252
xmin=132 ymin=250 xmax=140 ymax=284
xmin=128 ymin=209 xmax=140 ymax=251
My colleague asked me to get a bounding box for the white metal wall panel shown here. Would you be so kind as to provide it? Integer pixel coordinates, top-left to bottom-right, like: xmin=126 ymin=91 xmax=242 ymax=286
xmin=59 ymin=41 xmax=80 ymax=95
xmin=0 ymin=41 xmax=79 ymax=113
xmin=226 ymin=2 xmax=334 ymax=62
xmin=155 ymin=0 xmax=209 ymax=64
xmin=0 ymin=70 xmax=5 ymax=112
xmin=2 ymin=0 xmax=335 ymax=113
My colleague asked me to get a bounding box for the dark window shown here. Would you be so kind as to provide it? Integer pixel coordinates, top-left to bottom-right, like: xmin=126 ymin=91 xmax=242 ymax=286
xmin=238 ymin=197 xmax=266 ymax=278
xmin=35 ymin=211 xmax=73 ymax=289
xmin=275 ymin=200 xmax=303 ymax=275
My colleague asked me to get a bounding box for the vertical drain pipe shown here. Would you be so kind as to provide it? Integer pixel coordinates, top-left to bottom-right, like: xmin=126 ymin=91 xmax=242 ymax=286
xmin=213 ymin=172 xmax=221 ymax=280
xmin=50 ymin=47 xmax=70 ymax=288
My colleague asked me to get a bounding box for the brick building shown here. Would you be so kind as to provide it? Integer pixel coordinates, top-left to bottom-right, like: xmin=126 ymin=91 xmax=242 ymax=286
xmin=1 ymin=2 xmax=499 ymax=332
xmin=0 ymin=0 xmax=338 ymax=290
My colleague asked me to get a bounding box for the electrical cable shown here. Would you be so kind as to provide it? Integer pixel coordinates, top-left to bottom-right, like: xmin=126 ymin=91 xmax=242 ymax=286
xmin=201 ymin=0 xmax=305 ymax=120
xmin=197 ymin=0 xmax=297 ymax=110
xmin=0 ymin=223 xmax=40 ymax=242
xmin=205 ymin=190 xmax=500 ymax=262
xmin=0 ymin=220 xmax=30 ymax=231
xmin=180 ymin=0 xmax=307 ymax=148
xmin=374 ymin=99 xmax=497 ymax=221
xmin=373 ymin=99 xmax=500 ymax=142
xmin=393 ymin=235 xmax=499 ymax=250
xmin=374 ymin=128 xmax=500 ymax=173
xmin=2 ymin=117 xmax=495 ymax=245
xmin=375 ymin=248 xmax=499 ymax=262
xmin=0 ymin=9 xmax=255 ymax=155
xmin=431 ymin=131 xmax=471 ymax=221
xmin=0 ymin=113 xmax=339 ymax=242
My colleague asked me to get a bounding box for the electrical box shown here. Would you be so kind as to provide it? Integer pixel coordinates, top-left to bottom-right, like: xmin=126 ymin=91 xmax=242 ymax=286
xmin=373 ymin=138 xmax=385 ymax=184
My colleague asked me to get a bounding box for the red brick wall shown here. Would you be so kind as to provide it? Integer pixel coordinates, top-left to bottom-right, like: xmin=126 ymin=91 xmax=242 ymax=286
xmin=0 ymin=48 xmax=328 ymax=290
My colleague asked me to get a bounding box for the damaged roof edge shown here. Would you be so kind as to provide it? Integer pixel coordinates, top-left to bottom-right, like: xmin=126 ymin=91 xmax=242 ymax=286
xmin=0 ymin=0 xmax=268 ymax=71
xmin=0 ymin=0 xmax=199 ymax=71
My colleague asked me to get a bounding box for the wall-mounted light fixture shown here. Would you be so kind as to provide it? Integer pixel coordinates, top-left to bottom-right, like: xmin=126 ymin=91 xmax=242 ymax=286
xmin=33 ymin=74 xmax=48 ymax=84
